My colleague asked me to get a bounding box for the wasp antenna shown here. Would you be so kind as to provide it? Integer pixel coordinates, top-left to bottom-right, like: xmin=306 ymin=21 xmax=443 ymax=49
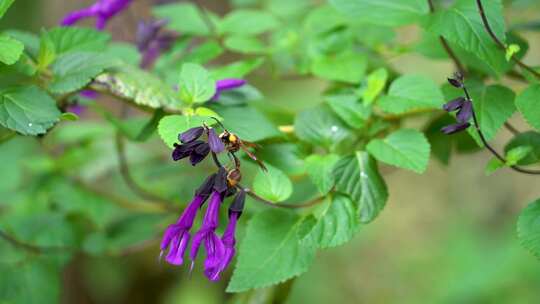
xmin=210 ymin=117 xmax=226 ymax=130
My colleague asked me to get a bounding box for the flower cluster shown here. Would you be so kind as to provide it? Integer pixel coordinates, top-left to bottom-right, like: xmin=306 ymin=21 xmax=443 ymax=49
xmin=61 ymin=0 xmax=132 ymax=30
xmin=161 ymin=126 xmax=245 ymax=281
xmin=441 ymin=73 xmax=473 ymax=135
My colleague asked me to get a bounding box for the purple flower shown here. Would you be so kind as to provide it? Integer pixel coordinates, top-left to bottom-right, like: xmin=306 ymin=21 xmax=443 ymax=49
xmin=215 ymin=190 xmax=245 ymax=276
xmin=160 ymin=195 xmax=206 ymax=265
xmin=136 ymin=20 xmax=177 ymax=69
xmin=441 ymin=122 xmax=471 ymax=135
xmin=179 ymin=127 xmax=204 ymax=143
xmin=213 ymin=79 xmax=247 ymax=100
xmin=61 ymin=0 xmax=133 ymax=30
xmin=207 ymin=128 xmax=225 ymax=153
xmin=441 ymin=94 xmax=473 ymax=135
xmin=190 ymin=190 xmax=226 ymax=281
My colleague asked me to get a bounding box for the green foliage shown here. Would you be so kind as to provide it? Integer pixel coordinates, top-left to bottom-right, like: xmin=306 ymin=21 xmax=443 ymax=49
xmin=216 ymin=106 xmax=280 ymax=142
xmin=367 ymin=129 xmax=431 ymax=173
xmin=330 ymin=0 xmax=429 ymax=26
xmin=305 ymin=154 xmax=340 ymax=195
xmin=515 ymin=84 xmax=540 ymax=131
xmin=227 ymin=209 xmax=316 ymax=292
xmin=378 ymin=74 xmax=444 ymax=114
xmin=46 ymin=27 xmax=110 ymax=54
xmin=0 ymin=34 xmax=23 ymax=65
xmin=252 ymin=164 xmax=293 ymax=202
xmin=0 ymin=0 xmax=14 ymax=19
xmin=157 ymin=115 xmax=215 ymax=148
xmin=311 ymin=51 xmax=367 ymax=84
xmin=178 ymin=63 xmax=216 ymax=104
xmin=220 ymin=9 xmax=279 ymax=35
xmin=518 ymin=199 xmax=540 ymax=259
xmin=325 ymin=94 xmax=371 ymax=129
xmin=294 ymin=105 xmax=351 ymax=149
xmin=0 ymin=86 xmax=60 ymax=135
xmin=333 ymin=151 xmax=388 ymax=223
xmin=153 ymin=3 xmax=216 ymax=36
xmin=505 ymin=131 xmax=540 ymax=165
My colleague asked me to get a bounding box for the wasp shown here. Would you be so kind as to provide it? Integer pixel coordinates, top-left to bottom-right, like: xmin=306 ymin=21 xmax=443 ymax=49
xmin=211 ymin=118 xmax=267 ymax=172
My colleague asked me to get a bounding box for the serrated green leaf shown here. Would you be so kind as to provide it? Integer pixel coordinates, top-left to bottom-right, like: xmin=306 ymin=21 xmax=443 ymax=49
xmin=294 ymin=105 xmax=351 ymax=148
xmin=362 ymin=68 xmax=388 ymax=105
xmin=37 ymin=31 xmax=56 ymax=72
xmin=426 ymin=0 xmax=507 ymax=75
xmin=378 ymin=74 xmax=444 ymax=114
xmin=47 ymin=26 xmax=110 ymax=54
xmin=0 ymin=86 xmax=60 ymax=135
xmin=367 ymin=129 xmax=430 ymax=173
xmin=305 ymin=154 xmax=340 ymax=195
xmin=157 ymin=115 xmax=215 ymax=148
xmin=220 ymin=9 xmax=279 ymax=35
xmin=311 ymin=51 xmax=367 ymax=84
xmin=303 ymin=195 xmax=359 ymax=248
xmin=252 ymin=164 xmax=293 ymax=202
xmin=517 ymin=198 xmax=540 ymax=259
xmin=0 ymin=0 xmax=14 ymax=19
xmin=93 ymin=65 xmax=182 ymax=110
xmin=516 ymin=84 xmax=540 ymax=132
xmin=153 ymin=3 xmax=217 ymax=36
xmin=468 ymin=85 xmax=516 ymax=142
xmin=325 ymin=94 xmax=371 ymax=129
xmin=178 ymin=63 xmax=216 ymax=104
xmin=505 ymin=131 xmax=540 ymax=165
xmin=49 ymin=52 xmax=119 ymax=94
xmin=333 ymin=151 xmax=388 ymax=223
xmin=227 ymin=209 xmax=316 ymax=292
xmin=330 ymin=0 xmax=429 ymax=26
xmin=506 ymin=146 xmax=533 ymax=166
xmin=0 ymin=33 xmax=23 ymax=65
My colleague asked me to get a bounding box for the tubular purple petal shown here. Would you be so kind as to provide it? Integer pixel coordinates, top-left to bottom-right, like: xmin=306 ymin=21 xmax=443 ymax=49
xmin=217 ymin=211 xmax=239 ymax=277
xmin=60 ymin=0 xmax=133 ymax=30
xmin=207 ymin=128 xmax=225 ymax=153
xmin=441 ymin=122 xmax=471 ymax=135
xmin=442 ymin=97 xmax=466 ymax=112
xmin=456 ymin=100 xmax=473 ymax=123
xmin=179 ymin=127 xmax=205 ymax=143
xmin=60 ymin=9 xmax=95 ymax=26
xmin=212 ymin=79 xmax=247 ymax=100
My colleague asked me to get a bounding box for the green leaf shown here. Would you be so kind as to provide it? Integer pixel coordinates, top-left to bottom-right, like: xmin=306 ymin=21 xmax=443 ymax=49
xmin=0 ymin=86 xmax=60 ymax=135
xmin=216 ymin=106 xmax=280 ymax=142
xmin=505 ymin=43 xmax=521 ymax=61
xmin=506 ymin=146 xmax=533 ymax=166
xmin=37 ymin=31 xmax=56 ymax=72
xmin=220 ymin=9 xmax=279 ymax=35
xmin=468 ymin=85 xmax=516 ymax=142
xmin=157 ymin=115 xmax=215 ymax=148
xmin=426 ymin=0 xmax=507 ymax=75
xmin=362 ymin=68 xmax=388 ymax=105
xmin=305 ymin=154 xmax=340 ymax=195
xmin=0 ymin=0 xmax=14 ymax=19
xmin=330 ymin=0 xmax=429 ymax=26
xmin=0 ymin=34 xmax=23 ymax=65
xmin=517 ymin=198 xmax=540 ymax=259
xmin=303 ymin=195 xmax=359 ymax=248
xmin=367 ymin=129 xmax=430 ymax=173
xmin=47 ymin=26 xmax=110 ymax=54
xmin=325 ymin=94 xmax=371 ymax=129
xmin=485 ymin=157 xmax=504 ymax=175
xmin=227 ymin=209 xmax=316 ymax=292
xmin=178 ymin=63 xmax=216 ymax=104
xmin=294 ymin=105 xmax=351 ymax=148
xmin=378 ymin=74 xmax=445 ymax=114
xmin=153 ymin=3 xmax=217 ymax=36
xmin=49 ymin=52 xmax=119 ymax=94
xmin=515 ymin=84 xmax=540 ymax=131
xmin=505 ymin=131 xmax=540 ymax=165
xmin=211 ymin=58 xmax=265 ymax=79
xmin=182 ymin=40 xmax=224 ymax=64
xmin=333 ymin=151 xmax=388 ymax=223
xmin=224 ymin=35 xmax=267 ymax=54
xmin=311 ymin=51 xmax=367 ymax=84
xmin=93 ymin=65 xmax=182 ymax=110
xmin=252 ymin=164 xmax=293 ymax=202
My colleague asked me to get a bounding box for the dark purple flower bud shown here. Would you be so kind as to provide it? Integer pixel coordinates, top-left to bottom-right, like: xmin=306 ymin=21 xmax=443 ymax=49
xmin=448 ymin=77 xmax=463 ymax=88
xmin=179 ymin=127 xmax=204 ymax=143
xmin=171 ymin=140 xmax=204 ymax=161
xmin=443 ymin=97 xmax=466 ymax=112
xmin=213 ymin=167 xmax=229 ymax=194
xmin=212 ymin=79 xmax=247 ymax=100
xmin=189 ymin=143 xmax=210 ymax=166
xmin=456 ymin=100 xmax=472 ymax=123
xmin=229 ymin=190 xmax=245 ymax=218
xmin=160 ymin=194 xmax=206 ymax=265
xmin=136 ymin=19 xmax=168 ymax=51
xmin=61 ymin=0 xmax=133 ymax=30
xmin=190 ymin=191 xmax=226 ymax=281
xmin=207 ymin=128 xmax=225 ymax=153
xmin=441 ymin=122 xmax=471 ymax=134
xmin=195 ymin=174 xmax=217 ymax=200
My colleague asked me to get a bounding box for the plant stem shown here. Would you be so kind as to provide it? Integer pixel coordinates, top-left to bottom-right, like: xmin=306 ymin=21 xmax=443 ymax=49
xmin=0 ymin=229 xmax=71 ymax=254
xmin=238 ymin=184 xmax=325 ymax=209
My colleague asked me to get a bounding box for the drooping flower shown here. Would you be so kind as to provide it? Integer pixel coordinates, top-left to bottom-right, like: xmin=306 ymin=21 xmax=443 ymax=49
xmin=61 ymin=0 xmax=133 ymax=30
xmin=160 ymin=174 xmax=216 ymax=265
xmin=213 ymin=79 xmax=247 ymax=100
xmin=441 ymin=78 xmax=473 ymax=135
xmin=179 ymin=126 xmax=204 ymax=144
xmin=136 ymin=19 xmax=177 ymax=69
xmin=216 ymin=190 xmax=245 ymax=277
xmin=207 ymin=128 xmax=225 ymax=153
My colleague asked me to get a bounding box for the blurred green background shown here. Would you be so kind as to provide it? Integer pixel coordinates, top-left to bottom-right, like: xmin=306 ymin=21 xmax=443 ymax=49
xmin=1 ymin=0 xmax=540 ymax=303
